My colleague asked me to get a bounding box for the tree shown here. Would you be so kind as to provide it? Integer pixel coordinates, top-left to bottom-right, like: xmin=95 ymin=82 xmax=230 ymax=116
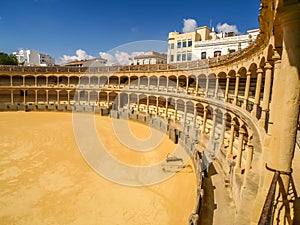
xmin=0 ymin=52 xmax=18 ymax=65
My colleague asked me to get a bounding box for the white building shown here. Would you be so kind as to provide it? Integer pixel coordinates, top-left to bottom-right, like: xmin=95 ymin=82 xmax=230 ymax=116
xmin=129 ymin=52 xmax=167 ymax=65
xmin=13 ymin=49 xmax=55 ymax=66
xmin=167 ymin=26 xmax=259 ymax=63
xmin=63 ymin=58 xmax=107 ymax=67
xmin=13 ymin=49 xmax=40 ymax=66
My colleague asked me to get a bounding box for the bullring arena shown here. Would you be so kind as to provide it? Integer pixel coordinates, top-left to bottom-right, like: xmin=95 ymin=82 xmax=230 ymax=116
xmin=0 ymin=1 xmax=300 ymax=225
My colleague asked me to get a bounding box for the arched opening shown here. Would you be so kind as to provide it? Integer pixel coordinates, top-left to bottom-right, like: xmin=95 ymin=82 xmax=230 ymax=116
xmin=12 ymin=75 xmax=23 ymax=86
xmin=198 ymin=74 xmax=206 ymax=96
xmin=69 ymin=76 xmax=79 ymax=87
xmin=0 ymin=90 xmax=11 ymax=103
xmin=0 ymin=75 xmax=11 ymax=86
xmin=37 ymin=90 xmax=47 ymax=104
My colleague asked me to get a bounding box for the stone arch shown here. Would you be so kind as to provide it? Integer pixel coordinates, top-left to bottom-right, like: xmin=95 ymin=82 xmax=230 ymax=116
xmin=130 ymin=75 xmax=138 ymax=87
xmin=59 ymin=90 xmax=68 ymax=103
xmin=12 ymin=75 xmax=23 ymax=86
xmin=90 ymin=76 xmax=99 ymax=86
xmin=99 ymin=76 xmax=108 ymax=86
xmin=197 ymin=74 xmax=207 ymax=96
xmin=227 ymin=70 xmax=236 ymax=102
xmin=0 ymin=90 xmax=11 ymax=103
xmin=237 ymin=67 xmax=247 ymax=98
xmin=178 ymin=75 xmax=187 ymax=90
xmin=89 ymin=91 xmax=98 ymax=105
xmin=48 ymin=75 xmax=58 ymax=86
xmin=59 ymin=76 xmax=68 ymax=86
xmin=69 ymin=76 xmax=79 ymax=87
xmin=48 ymin=90 xmax=57 ymax=104
xmin=139 ymin=76 xmax=148 ymax=88
xmin=36 ymin=75 xmax=47 ymax=86
xmin=37 ymin=90 xmax=47 ymax=104
xmin=168 ymin=75 xmax=177 ymax=88
xmin=158 ymin=75 xmax=167 ymax=87
xmin=138 ymin=94 xmax=147 ymax=112
xmin=207 ymin=73 xmax=217 ymax=97
xmin=157 ymin=96 xmax=166 ymax=116
xmin=0 ymin=75 xmax=11 ymax=86
xmin=119 ymin=92 xmax=128 ymax=109
xmin=108 ymin=75 xmax=118 ymax=86
xmin=120 ymin=76 xmax=129 ymax=86
xmin=149 ymin=75 xmax=158 ymax=87
xmin=218 ymin=72 xmax=227 ymax=99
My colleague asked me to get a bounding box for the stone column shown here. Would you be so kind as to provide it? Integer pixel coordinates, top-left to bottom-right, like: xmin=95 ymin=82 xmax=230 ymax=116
xmin=227 ymin=120 xmax=236 ymax=158
xmin=195 ymin=77 xmax=199 ymax=96
xmin=245 ymin=136 xmax=254 ymax=176
xmin=186 ymin=77 xmax=189 ymax=93
xmin=35 ymin=90 xmax=38 ymax=104
xmin=34 ymin=76 xmax=37 ymax=87
xmin=166 ymin=77 xmax=169 ymax=91
xmin=205 ymin=77 xmax=209 ymax=97
xmin=176 ymin=77 xmax=179 ymax=93
xmin=156 ymin=97 xmax=159 ymax=115
xmin=210 ymin=110 xmax=217 ymax=140
xmin=193 ymin=106 xmax=197 ymax=128
xmin=23 ymin=90 xmax=26 ymax=104
xmin=67 ymin=77 xmax=70 ymax=87
xmin=46 ymin=90 xmax=49 ymax=105
xmin=224 ymin=75 xmax=230 ymax=102
xmin=183 ymin=102 xmax=187 ymax=126
xmin=165 ymin=98 xmax=169 ymax=119
xmin=242 ymin=71 xmax=251 ymax=110
xmin=201 ymin=107 xmax=208 ymax=133
xmin=67 ymin=91 xmax=70 ymax=105
xmin=214 ymin=76 xmax=219 ymax=99
xmin=87 ymin=91 xmax=90 ymax=106
xmin=146 ymin=96 xmax=149 ymax=113
xmin=106 ymin=92 xmax=110 ymax=106
xmin=138 ymin=77 xmax=141 ymax=90
xmin=46 ymin=76 xmax=48 ymax=86
xmin=235 ymin=127 xmax=246 ymax=173
xmin=251 ymin=68 xmax=263 ymax=117
xmin=22 ymin=76 xmax=25 ymax=86
xmin=267 ymin=51 xmax=281 ymax=135
xmin=222 ymin=114 xmax=227 ymax=141
xmin=10 ymin=90 xmax=14 ymax=104
xmin=147 ymin=77 xmax=150 ymax=90
xmin=259 ymin=62 xmax=273 ymax=128
xmin=128 ymin=94 xmax=130 ymax=110
xmin=268 ymin=2 xmax=300 ymax=183
xmin=10 ymin=76 xmax=12 ymax=86
xmin=174 ymin=102 xmax=178 ymax=121
xmin=233 ymin=73 xmax=240 ymax=105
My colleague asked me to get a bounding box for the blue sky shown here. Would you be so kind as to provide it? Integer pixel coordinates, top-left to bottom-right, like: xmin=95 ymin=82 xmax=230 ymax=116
xmin=0 ymin=0 xmax=260 ymax=63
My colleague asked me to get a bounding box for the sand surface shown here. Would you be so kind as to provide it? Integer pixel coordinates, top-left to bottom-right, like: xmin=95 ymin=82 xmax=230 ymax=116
xmin=0 ymin=112 xmax=196 ymax=225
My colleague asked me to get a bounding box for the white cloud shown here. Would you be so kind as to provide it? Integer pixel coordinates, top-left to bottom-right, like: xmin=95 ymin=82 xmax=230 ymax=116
xmin=216 ymin=23 xmax=239 ymax=34
xmin=182 ymin=19 xmax=197 ymax=33
xmin=99 ymin=51 xmax=145 ymax=66
xmin=56 ymin=49 xmax=94 ymax=65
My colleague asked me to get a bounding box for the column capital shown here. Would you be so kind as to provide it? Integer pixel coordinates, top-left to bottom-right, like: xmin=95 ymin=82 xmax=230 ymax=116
xmin=238 ymin=127 xmax=246 ymax=134
xmin=246 ymin=71 xmax=252 ymax=76
xmin=264 ymin=62 xmax=273 ymax=70
xmin=226 ymin=75 xmax=231 ymax=79
xmin=257 ymin=68 xmax=263 ymax=74
xmin=272 ymin=50 xmax=281 ymax=62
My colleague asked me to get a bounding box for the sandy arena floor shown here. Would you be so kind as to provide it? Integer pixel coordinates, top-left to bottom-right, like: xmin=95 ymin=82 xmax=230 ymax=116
xmin=0 ymin=112 xmax=196 ymax=225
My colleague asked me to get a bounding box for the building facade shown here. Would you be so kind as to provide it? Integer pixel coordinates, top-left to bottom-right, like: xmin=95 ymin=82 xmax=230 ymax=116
xmin=40 ymin=53 xmax=55 ymax=66
xmin=13 ymin=49 xmax=55 ymax=66
xmin=167 ymin=26 xmax=259 ymax=63
xmin=63 ymin=58 xmax=107 ymax=67
xmin=130 ymin=51 xmax=167 ymax=65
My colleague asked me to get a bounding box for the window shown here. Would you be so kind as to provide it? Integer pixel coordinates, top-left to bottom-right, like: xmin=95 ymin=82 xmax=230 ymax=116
xmin=201 ymin=52 xmax=207 ymax=59
xmin=187 ymin=52 xmax=192 ymax=61
xmin=177 ymin=42 xmax=181 ymax=48
xmin=182 ymin=53 xmax=186 ymax=61
xmin=177 ymin=54 xmax=181 ymax=61
xmin=170 ymin=55 xmax=174 ymax=62
xmin=171 ymin=43 xmax=174 ymax=49
xmin=183 ymin=41 xmax=187 ymax=48
xmin=214 ymin=51 xmax=221 ymax=57
xmin=229 ymin=49 xmax=236 ymax=53
xmin=188 ymin=40 xmax=192 ymax=47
